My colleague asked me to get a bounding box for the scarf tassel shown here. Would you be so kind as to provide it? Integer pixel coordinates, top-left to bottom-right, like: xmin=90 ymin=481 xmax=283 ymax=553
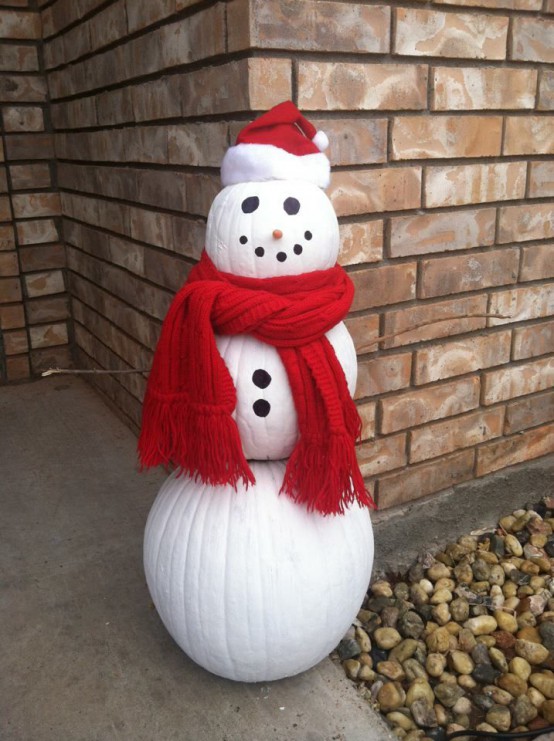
xmin=281 ymin=432 xmax=376 ymax=516
xmin=138 ymin=394 xmax=255 ymax=489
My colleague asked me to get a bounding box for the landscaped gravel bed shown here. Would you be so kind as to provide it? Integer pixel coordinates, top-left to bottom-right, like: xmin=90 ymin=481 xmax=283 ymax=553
xmin=334 ymin=498 xmax=554 ymax=740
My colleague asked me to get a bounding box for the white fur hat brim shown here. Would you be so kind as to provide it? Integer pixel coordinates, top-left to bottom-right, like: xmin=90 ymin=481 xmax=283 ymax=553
xmin=221 ymin=143 xmax=330 ymax=189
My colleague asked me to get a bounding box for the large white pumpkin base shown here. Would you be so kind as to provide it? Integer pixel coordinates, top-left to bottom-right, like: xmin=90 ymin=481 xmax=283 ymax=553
xmin=144 ymin=462 xmax=374 ymax=682
xmin=140 ymin=102 xmax=375 ymax=683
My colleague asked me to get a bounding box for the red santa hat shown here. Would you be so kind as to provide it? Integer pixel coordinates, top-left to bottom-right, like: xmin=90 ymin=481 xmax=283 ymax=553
xmin=221 ymin=101 xmax=331 ymax=189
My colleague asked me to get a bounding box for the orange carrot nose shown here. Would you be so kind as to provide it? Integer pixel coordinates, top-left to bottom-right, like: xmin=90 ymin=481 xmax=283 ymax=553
xmin=272 ymin=229 xmax=283 ymax=239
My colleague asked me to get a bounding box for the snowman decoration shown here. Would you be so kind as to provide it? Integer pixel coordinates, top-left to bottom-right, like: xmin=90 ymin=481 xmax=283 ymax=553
xmin=139 ymin=102 xmax=375 ymax=682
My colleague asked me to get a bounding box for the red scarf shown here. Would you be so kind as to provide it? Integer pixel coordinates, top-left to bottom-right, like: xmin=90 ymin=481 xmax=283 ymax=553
xmin=138 ymin=251 xmax=375 ymax=515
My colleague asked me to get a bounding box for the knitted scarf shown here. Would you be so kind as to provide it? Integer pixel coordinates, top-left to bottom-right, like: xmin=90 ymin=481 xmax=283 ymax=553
xmin=138 ymin=251 xmax=375 ymax=515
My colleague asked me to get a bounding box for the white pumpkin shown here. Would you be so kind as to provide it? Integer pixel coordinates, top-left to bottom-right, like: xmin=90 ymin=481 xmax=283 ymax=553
xmin=215 ymin=322 xmax=357 ymax=460
xmin=144 ymin=461 xmax=374 ymax=682
xmin=205 ymin=179 xmax=340 ymax=279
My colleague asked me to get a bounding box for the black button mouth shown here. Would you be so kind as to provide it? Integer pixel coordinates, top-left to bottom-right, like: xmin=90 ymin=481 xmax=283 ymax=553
xmin=276 ymin=252 xmax=287 ymax=262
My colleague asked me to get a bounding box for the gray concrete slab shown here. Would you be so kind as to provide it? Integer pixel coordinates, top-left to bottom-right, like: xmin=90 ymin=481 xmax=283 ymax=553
xmin=0 ymin=377 xmax=393 ymax=741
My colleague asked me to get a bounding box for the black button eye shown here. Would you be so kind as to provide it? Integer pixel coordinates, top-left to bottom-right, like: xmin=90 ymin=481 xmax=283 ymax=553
xmin=255 ymin=246 xmax=264 ymax=257
xmin=242 ymin=196 xmax=259 ymax=213
xmin=304 ymin=231 xmax=312 ymax=240
xmin=239 ymin=236 xmax=248 ymax=244
xmin=283 ymin=197 xmax=300 ymax=215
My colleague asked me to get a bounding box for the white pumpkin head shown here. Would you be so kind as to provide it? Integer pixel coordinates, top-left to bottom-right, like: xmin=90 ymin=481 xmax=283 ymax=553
xmin=205 ymin=179 xmax=340 ymax=278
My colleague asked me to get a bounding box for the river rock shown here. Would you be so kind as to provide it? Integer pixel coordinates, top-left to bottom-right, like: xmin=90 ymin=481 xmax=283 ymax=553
xmin=377 ymin=681 xmax=406 ymax=712
xmin=426 ymin=653 xmax=447 ymax=677
xmin=482 ymin=685 xmax=513 ymax=705
xmin=472 ymin=559 xmax=491 ymax=581
xmin=448 ymin=651 xmax=474 ymax=675
xmin=540 ymin=621 xmax=554 ymax=651
xmin=530 ymin=672 xmax=554 ymax=699
xmin=494 ymin=609 xmax=518 ymax=633
xmin=406 ymin=678 xmax=435 ymax=708
xmin=434 ymin=683 xmax=464 ymax=708
xmin=374 ymin=627 xmax=402 ymax=650
xmin=493 ymin=630 xmax=516 ymax=649
xmin=426 ymin=627 xmax=452 ymax=653
xmin=452 ymin=697 xmax=472 ymax=716
xmin=457 ymin=628 xmax=477 ymax=653
xmin=371 ymin=580 xmax=393 ymax=597
xmin=432 ymin=603 xmax=451 ymax=625
xmin=398 ymin=611 xmax=425 ymax=639
xmin=450 ymin=598 xmax=470 ymax=622
xmin=343 ymin=659 xmax=361 ymax=680
xmin=404 ymin=659 xmax=429 ymax=682
xmin=381 ymin=606 xmax=400 ymax=628
xmin=389 ymin=638 xmax=418 ymax=663
xmin=489 ymin=646 xmax=509 ymax=673
xmin=453 ymin=562 xmax=473 ymax=584
xmin=472 ymin=664 xmax=501 ymax=684
xmin=358 ymin=664 xmax=375 ymax=681
xmin=513 ymin=694 xmax=538 ymax=725
xmin=485 ymin=704 xmax=511 ymax=732
xmin=410 ymin=698 xmax=438 ymax=729
xmin=489 ymin=564 xmax=506 ymax=586
xmin=510 ymin=656 xmax=532 ymax=681
xmin=337 ymin=638 xmax=361 ymax=660
xmin=464 ymin=615 xmax=498 ymax=635
xmin=427 ymin=563 xmax=452 ymax=582
xmin=376 ymin=660 xmax=405 ymax=681
xmin=387 ymin=711 xmax=415 ymax=732
xmin=497 ymin=672 xmax=528 ymax=697
xmin=541 ymin=698 xmax=554 ymax=723
xmin=355 ymin=627 xmax=372 ymax=652
xmin=515 ymin=638 xmax=550 ymax=665
xmin=505 ymin=534 xmax=524 ymax=557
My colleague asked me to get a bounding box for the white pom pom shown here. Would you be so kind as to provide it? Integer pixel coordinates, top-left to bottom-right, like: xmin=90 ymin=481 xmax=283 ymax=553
xmin=312 ymin=130 xmax=329 ymax=152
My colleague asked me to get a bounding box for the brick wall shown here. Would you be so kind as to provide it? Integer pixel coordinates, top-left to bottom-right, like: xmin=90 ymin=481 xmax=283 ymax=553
xmin=0 ymin=1 xmax=70 ymax=382
xmin=41 ymin=0 xmax=553 ymax=510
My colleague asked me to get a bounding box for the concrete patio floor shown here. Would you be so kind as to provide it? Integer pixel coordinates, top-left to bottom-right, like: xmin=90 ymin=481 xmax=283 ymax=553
xmin=0 ymin=377 xmax=394 ymax=741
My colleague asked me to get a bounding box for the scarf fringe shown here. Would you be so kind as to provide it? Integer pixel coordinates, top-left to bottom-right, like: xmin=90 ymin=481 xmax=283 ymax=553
xmin=281 ymin=432 xmax=376 ymax=516
xmin=138 ymin=394 xmax=255 ymax=489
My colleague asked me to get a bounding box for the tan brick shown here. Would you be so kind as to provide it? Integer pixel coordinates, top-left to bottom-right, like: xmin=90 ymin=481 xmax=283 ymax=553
xmin=125 ymin=0 xmax=176 ymax=33
xmin=0 ymin=276 xmax=22 ymax=303
xmin=0 ymin=251 xmax=19 ymax=276
xmin=358 ymin=433 xmax=407 ymax=477
xmin=415 ymin=330 xmax=511 ymax=384
xmin=483 ymin=356 xmax=554 ymax=405
xmin=0 ymin=225 xmax=15 ymax=250
xmin=143 ymin=248 xmax=189 ymax=292
xmin=129 ymin=207 xmax=173 ymax=250
xmin=513 ymin=319 xmax=554 ymax=360
xmin=504 ymin=117 xmax=554 ymax=155
xmin=538 ymin=71 xmax=554 ymax=110
xmin=97 ymin=88 xmax=134 ymax=126
xmin=380 ymin=376 xmax=480 ymax=434
xmin=24 ymin=269 xmax=64 ymax=297
xmin=0 ymin=167 xmax=7 ymax=192
xmin=0 ymin=303 xmax=25 ymax=329
xmin=4 ymin=133 xmax=54 ymax=160
xmin=436 ymin=0 xmax=541 ymax=9
xmin=392 ymin=116 xmax=502 ymax=160
xmin=28 ymin=321 xmax=68 ymax=349
xmin=0 ymin=75 xmax=46 ymax=103
xmin=383 ymin=295 xmax=488 ymax=349
xmin=425 ymin=163 xmax=526 ymax=208
xmin=505 ymin=390 xmax=554 ymax=434
xmin=312 ymin=118 xmax=387 ymax=166
xmin=512 ymin=17 xmax=554 ymax=63
xmin=433 ymin=67 xmax=536 ymax=110
xmin=344 ymin=314 xmax=380 ymax=355
xmin=229 ymin=0 xmax=390 ymax=54
xmin=51 ymin=97 xmax=98 ymax=129
xmin=171 ymin=215 xmax=205 ymax=261
xmin=419 ymin=249 xmax=519 ymax=299
xmin=390 ymin=208 xmax=496 ymax=257
xmin=6 ymin=354 xmax=30 ymax=380
xmin=395 ymin=8 xmax=508 ymax=59
xmin=520 ymin=244 xmax=554 ymax=282
xmin=489 ymin=284 xmax=554 ymax=326
xmin=89 ymin=0 xmax=126 ymax=51
xmin=18 ymin=243 xmax=65 ymax=273
xmin=476 ymin=423 xmax=554 ymax=477
xmin=329 ymin=167 xmax=421 ymax=217
xmin=60 ymin=20 xmax=91 ymax=64
xmin=378 ymin=449 xmax=475 ymax=510
xmin=168 ymin=122 xmax=228 ymax=168
xmin=17 ymin=219 xmax=58 ymax=246
xmin=410 ymin=408 xmax=504 ymax=464
xmin=3 ymin=327 xmax=28 ymax=354
xmin=248 ymin=58 xmax=292 ymax=110
xmin=357 ymin=401 xmax=376 ymax=441
xmin=0 ymin=196 xmax=11 ymax=221
xmin=498 ymin=203 xmax=554 ymax=243
xmin=351 ymin=263 xmax=417 ymax=311
xmin=160 ymin=6 xmax=225 ymax=67
xmin=298 ymin=62 xmax=427 ymax=111
xmin=26 ymin=295 xmax=69 ymax=325
xmin=529 ymin=162 xmax=554 ymax=198
xmin=0 ymin=44 xmax=38 ymax=71
xmin=338 ymin=220 xmax=383 ymax=266
xmin=546 ymin=0 xmax=554 ymax=12
xmin=355 ymin=353 xmax=412 ymax=399
xmin=0 ymin=9 xmax=40 ymax=38
xmin=42 ymin=35 xmax=64 ymax=69
xmin=12 ymin=163 xmax=52 ymax=193
xmin=2 ymin=106 xmax=44 ymax=132
xmin=12 ymin=193 xmax=61 ymax=219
